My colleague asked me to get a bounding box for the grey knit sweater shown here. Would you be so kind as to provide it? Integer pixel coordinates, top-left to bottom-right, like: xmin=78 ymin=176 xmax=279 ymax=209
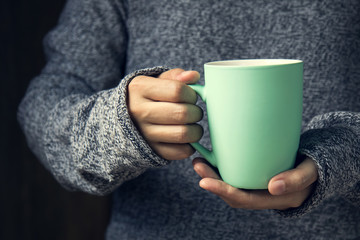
xmin=18 ymin=0 xmax=360 ymax=239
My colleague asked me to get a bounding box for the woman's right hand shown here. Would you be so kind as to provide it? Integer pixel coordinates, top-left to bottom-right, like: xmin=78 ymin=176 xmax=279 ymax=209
xmin=127 ymin=68 xmax=203 ymax=160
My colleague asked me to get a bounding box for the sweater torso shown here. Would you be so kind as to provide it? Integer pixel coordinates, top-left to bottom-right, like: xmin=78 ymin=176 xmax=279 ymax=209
xmin=107 ymin=1 xmax=360 ymax=239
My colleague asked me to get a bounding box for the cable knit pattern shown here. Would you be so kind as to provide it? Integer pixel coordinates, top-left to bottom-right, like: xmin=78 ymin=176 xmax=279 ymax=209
xmin=18 ymin=0 xmax=360 ymax=239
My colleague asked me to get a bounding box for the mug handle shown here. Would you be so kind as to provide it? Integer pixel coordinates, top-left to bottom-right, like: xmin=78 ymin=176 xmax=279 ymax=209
xmin=188 ymin=84 xmax=217 ymax=167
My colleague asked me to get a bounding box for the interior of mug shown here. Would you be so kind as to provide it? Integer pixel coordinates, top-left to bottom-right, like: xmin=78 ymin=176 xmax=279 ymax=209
xmin=206 ymin=59 xmax=302 ymax=67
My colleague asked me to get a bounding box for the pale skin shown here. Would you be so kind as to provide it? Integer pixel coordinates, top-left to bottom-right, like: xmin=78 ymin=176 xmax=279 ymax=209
xmin=128 ymin=68 xmax=319 ymax=210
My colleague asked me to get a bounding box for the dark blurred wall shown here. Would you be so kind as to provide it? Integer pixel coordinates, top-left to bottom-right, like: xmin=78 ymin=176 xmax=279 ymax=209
xmin=1 ymin=1 xmax=111 ymax=239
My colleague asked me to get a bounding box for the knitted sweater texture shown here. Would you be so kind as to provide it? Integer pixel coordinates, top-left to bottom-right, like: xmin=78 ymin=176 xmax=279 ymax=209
xmin=18 ymin=0 xmax=360 ymax=239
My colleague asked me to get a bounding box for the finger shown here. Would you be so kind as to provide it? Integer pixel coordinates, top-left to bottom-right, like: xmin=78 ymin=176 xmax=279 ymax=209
xmin=150 ymin=142 xmax=195 ymax=160
xmin=176 ymin=71 xmax=200 ymax=84
xmin=142 ymin=124 xmax=203 ymax=144
xmin=199 ymin=178 xmax=312 ymax=210
xmin=135 ymin=102 xmax=203 ymax=124
xmin=130 ymin=76 xmax=197 ymax=103
xmin=158 ymin=68 xmax=185 ymax=80
xmin=192 ymin=158 xmax=221 ymax=180
xmin=268 ymin=158 xmax=318 ymax=196
xmin=199 ymin=178 xmax=255 ymax=208
xmin=159 ymin=68 xmax=200 ymax=84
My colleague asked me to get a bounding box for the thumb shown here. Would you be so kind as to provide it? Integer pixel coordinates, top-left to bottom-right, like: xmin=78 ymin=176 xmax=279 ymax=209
xmin=159 ymin=68 xmax=200 ymax=84
xmin=268 ymin=158 xmax=318 ymax=195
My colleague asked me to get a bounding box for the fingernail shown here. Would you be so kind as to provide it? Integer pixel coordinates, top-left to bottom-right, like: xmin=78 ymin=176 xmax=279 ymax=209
xmin=272 ymin=180 xmax=286 ymax=195
xmin=199 ymin=179 xmax=206 ymax=189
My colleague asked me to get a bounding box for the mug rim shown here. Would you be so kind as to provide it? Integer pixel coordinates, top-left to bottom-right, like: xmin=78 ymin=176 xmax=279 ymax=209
xmin=205 ymin=59 xmax=303 ymax=68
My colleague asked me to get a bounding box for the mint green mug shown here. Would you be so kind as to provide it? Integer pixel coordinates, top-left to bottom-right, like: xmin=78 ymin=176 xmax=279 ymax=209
xmin=190 ymin=59 xmax=303 ymax=189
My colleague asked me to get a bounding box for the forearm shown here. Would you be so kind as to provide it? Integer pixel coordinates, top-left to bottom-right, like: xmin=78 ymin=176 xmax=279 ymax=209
xmin=18 ymin=67 xmax=170 ymax=195
xmin=280 ymin=111 xmax=360 ymax=217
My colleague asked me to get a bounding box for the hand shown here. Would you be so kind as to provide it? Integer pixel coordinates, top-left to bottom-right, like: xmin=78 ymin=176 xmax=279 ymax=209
xmin=193 ymin=157 xmax=318 ymax=210
xmin=128 ymin=68 xmax=203 ymax=160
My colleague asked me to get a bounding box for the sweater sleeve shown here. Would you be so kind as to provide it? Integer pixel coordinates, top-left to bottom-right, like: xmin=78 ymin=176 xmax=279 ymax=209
xmin=17 ymin=0 xmax=170 ymax=195
xmin=279 ymin=111 xmax=360 ymax=217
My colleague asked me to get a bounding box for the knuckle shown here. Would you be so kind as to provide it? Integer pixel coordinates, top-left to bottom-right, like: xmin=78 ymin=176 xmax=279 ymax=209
xmin=129 ymin=78 xmax=139 ymax=87
xmin=136 ymin=107 xmax=150 ymax=122
xmin=129 ymin=76 xmax=144 ymax=91
xmin=291 ymin=171 xmax=306 ymax=191
xmin=226 ymin=186 xmax=238 ymax=197
xmin=171 ymin=68 xmax=185 ymax=79
xmin=173 ymin=105 xmax=188 ymax=123
xmin=172 ymin=68 xmax=184 ymax=75
xmin=159 ymin=68 xmax=183 ymax=80
xmin=175 ymin=126 xmax=190 ymax=143
xmin=242 ymin=193 xmax=256 ymax=209
xmin=170 ymin=81 xmax=186 ymax=102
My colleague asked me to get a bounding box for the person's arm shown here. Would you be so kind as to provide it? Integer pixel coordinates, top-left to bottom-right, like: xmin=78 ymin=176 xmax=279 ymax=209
xmin=282 ymin=111 xmax=360 ymax=216
xmin=17 ymin=0 xmax=165 ymax=195
xmin=193 ymin=111 xmax=360 ymax=215
xmin=17 ymin=0 xmax=202 ymax=195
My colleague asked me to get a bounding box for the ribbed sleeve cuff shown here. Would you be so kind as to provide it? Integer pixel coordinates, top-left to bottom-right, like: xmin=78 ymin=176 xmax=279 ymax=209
xmin=117 ymin=66 xmax=171 ymax=167
xmin=277 ymin=125 xmax=359 ymax=217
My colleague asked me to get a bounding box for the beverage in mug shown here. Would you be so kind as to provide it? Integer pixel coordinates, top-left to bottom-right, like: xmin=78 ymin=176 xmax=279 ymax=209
xmin=190 ymin=59 xmax=303 ymax=189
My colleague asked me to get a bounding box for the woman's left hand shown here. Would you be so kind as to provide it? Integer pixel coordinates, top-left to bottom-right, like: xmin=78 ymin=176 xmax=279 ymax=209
xmin=192 ymin=157 xmax=318 ymax=210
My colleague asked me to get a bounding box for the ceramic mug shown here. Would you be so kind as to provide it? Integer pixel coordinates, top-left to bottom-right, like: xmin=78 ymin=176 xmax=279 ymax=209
xmin=190 ymin=59 xmax=303 ymax=189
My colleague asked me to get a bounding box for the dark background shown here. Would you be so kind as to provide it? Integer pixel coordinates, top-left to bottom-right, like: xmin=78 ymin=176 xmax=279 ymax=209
xmin=1 ymin=0 xmax=111 ymax=239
